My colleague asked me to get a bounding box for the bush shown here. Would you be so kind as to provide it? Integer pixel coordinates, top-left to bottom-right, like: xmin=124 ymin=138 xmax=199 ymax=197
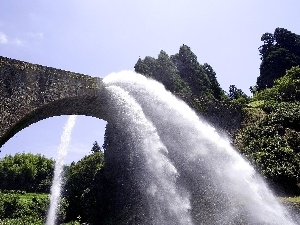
xmin=0 ymin=191 xmax=68 ymax=224
xmin=254 ymin=66 xmax=300 ymax=102
xmin=236 ymin=101 xmax=300 ymax=195
xmin=0 ymin=191 xmax=48 ymax=222
xmin=0 ymin=153 xmax=54 ymax=193
xmin=0 ymin=217 xmax=44 ymax=225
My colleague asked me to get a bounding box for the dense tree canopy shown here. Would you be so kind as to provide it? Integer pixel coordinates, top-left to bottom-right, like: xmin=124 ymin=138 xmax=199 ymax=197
xmin=64 ymin=151 xmax=105 ymax=224
xmin=236 ymin=101 xmax=300 ymax=195
xmin=227 ymin=85 xmax=248 ymax=100
xmin=237 ymin=65 xmax=300 ymax=195
xmin=133 ymin=42 xmax=299 ymax=196
xmin=257 ymin=28 xmax=300 ymax=90
xmin=202 ymin=63 xmax=225 ymax=100
xmin=254 ymin=66 xmax=300 ymax=102
xmin=134 ymin=45 xmax=226 ymax=100
xmin=0 ymin=153 xmax=54 ymax=193
xmin=135 ymin=50 xmax=192 ymax=95
xmin=170 ymin=45 xmax=211 ymax=97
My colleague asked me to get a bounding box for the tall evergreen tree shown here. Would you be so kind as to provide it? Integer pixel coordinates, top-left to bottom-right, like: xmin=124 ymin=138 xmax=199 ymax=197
xmin=134 ymin=45 xmax=225 ymax=99
xmin=91 ymin=141 xmax=101 ymax=153
xmin=257 ymin=28 xmax=300 ymax=90
xmin=134 ymin=56 xmax=157 ymax=78
xmin=134 ymin=50 xmax=191 ymax=95
xmin=202 ymin=63 xmax=226 ymax=100
xmin=227 ymin=85 xmax=247 ymax=100
xmin=171 ymin=45 xmax=212 ymax=98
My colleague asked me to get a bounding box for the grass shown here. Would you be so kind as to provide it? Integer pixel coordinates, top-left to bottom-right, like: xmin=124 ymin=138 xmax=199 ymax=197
xmin=18 ymin=192 xmax=49 ymax=203
xmin=248 ymin=100 xmax=265 ymax=108
xmin=279 ymin=196 xmax=300 ymax=220
xmin=279 ymin=196 xmax=300 ymax=206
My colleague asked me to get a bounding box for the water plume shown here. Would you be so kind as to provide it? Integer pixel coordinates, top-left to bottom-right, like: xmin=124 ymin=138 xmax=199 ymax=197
xmin=103 ymin=71 xmax=296 ymax=225
xmin=46 ymin=115 xmax=77 ymax=225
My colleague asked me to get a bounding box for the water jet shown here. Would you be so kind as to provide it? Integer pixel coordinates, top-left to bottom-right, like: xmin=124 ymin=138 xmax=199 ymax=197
xmin=47 ymin=115 xmax=77 ymax=225
xmin=102 ymin=71 xmax=297 ymax=225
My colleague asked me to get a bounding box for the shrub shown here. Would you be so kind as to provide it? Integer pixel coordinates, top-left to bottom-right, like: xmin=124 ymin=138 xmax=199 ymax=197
xmin=236 ymin=101 xmax=300 ymax=195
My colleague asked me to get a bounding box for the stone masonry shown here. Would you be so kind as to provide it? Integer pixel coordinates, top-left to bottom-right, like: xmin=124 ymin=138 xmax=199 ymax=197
xmin=0 ymin=56 xmax=109 ymax=149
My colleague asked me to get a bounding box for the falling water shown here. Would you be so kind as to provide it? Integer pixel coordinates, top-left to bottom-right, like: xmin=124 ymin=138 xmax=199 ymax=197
xmin=103 ymin=71 xmax=296 ymax=225
xmin=46 ymin=115 xmax=77 ymax=225
xmin=105 ymin=85 xmax=192 ymax=224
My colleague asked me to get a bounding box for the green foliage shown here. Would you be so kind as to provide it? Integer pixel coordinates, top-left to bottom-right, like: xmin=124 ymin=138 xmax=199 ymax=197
xmin=257 ymin=28 xmax=300 ymax=90
xmin=135 ymin=50 xmax=192 ymax=96
xmin=278 ymin=196 xmax=300 ymax=221
xmin=0 ymin=217 xmax=44 ymax=225
xmin=280 ymin=196 xmax=300 ymax=207
xmin=203 ymin=63 xmax=226 ymax=100
xmin=171 ymin=45 xmax=212 ymax=98
xmin=0 ymin=191 xmax=49 ymax=224
xmin=227 ymin=85 xmax=249 ymax=105
xmin=61 ymin=220 xmax=81 ymax=225
xmin=247 ymin=100 xmax=265 ymax=108
xmin=236 ymin=101 xmax=300 ymax=195
xmin=0 ymin=153 xmax=54 ymax=193
xmin=134 ymin=45 xmax=226 ymax=100
xmin=254 ymin=66 xmax=300 ymax=102
xmin=64 ymin=152 xmax=105 ymax=224
xmin=239 ymin=63 xmax=300 ymax=196
xmin=228 ymin=85 xmax=247 ymax=100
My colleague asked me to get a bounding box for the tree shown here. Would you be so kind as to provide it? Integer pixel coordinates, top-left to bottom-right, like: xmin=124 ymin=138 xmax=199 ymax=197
xmin=0 ymin=153 xmax=54 ymax=193
xmin=64 ymin=152 xmax=105 ymax=224
xmin=171 ymin=45 xmax=213 ymax=98
xmin=134 ymin=56 xmax=157 ymax=79
xmin=257 ymin=28 xmax=300 ymax=91
xmin=202 ymin=63 xmax=226 ymax=100
xmin=91 ymin=141 xmax=101 ymax=153
xmin=134 ymin=45 xmax=226 ymax=100
xmin=274 ymin=28 xmax=300 ymax=55
xmin=254 ymin=66 xmax=300 ymax=102
xmin=236 ymin=101 xmax=300 ymax=195
xmin=258 ymin=48 xmax=300 ymax=90
xmin=227 ymin=85 xmax=248 ymax=100
xmin=259 ymin=32 xmax=275 ymax=60
xmin=134 ymin=50 xmax=191 ymax=95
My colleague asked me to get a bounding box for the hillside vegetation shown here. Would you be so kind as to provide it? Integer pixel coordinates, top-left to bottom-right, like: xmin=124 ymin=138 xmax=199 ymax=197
xmin=133 ymin=28 xmax=300 ymax=196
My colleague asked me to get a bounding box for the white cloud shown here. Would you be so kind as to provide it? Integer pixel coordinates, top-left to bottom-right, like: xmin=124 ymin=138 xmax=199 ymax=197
xmin=0 ymin=32 xmax=8 ymax=44
xmin=0 ymin=32 xmax=25 ymax=46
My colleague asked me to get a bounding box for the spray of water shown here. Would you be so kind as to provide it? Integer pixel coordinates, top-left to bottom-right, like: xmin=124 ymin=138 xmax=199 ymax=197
xmin=105 ymin=85 xmax=192 ymax=224
xmin=46 ymin=115 xmax=77 ymax=225
xmin=103 ymin=71 xmax=296 ymax=225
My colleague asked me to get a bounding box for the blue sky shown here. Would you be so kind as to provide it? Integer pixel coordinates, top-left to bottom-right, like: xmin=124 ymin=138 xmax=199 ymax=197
xmin=0 ymin=0 xmax=299 ymax=164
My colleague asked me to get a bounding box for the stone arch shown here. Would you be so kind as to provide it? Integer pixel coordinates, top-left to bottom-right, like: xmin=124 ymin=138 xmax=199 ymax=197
xmin=1 ymin=95 xmax=110 ymax=147
xmin=0 ymin=56 xmax=109 ymax=148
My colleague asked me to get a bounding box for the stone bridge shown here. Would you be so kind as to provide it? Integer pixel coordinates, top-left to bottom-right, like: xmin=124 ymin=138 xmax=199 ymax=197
xmin=0 ymin=56 xmax=109 ymax=148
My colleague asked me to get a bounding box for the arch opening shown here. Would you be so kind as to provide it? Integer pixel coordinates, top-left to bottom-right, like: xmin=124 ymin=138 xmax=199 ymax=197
xmin=0 ymin=114 xmax=107 ymax=164
xmin=0 ymin=93 xmax=110 ymax=149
